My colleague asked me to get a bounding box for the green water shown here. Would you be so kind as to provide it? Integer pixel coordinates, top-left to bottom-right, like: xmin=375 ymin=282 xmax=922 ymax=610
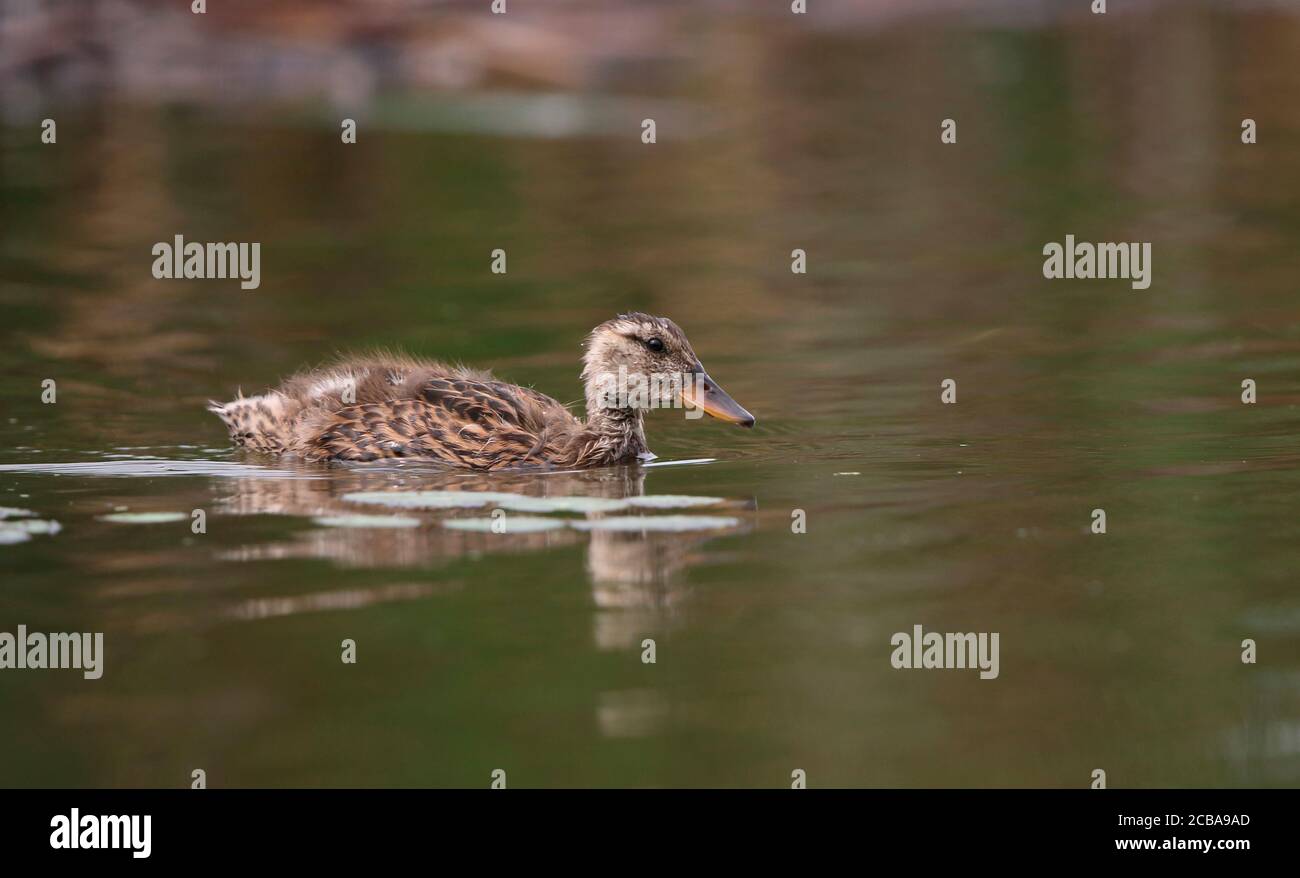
xmin=2 ymin=3 xmax=1300 ymax=787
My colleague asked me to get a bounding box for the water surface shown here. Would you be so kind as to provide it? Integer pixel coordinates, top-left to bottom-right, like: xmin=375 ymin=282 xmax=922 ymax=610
xmin=2 ymin=1 xmax=1299 ymax=787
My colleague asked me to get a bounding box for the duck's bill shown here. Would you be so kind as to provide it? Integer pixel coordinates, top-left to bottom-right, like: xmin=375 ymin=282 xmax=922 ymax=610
xmin=682 ymin=372 xmax=756 ymax=428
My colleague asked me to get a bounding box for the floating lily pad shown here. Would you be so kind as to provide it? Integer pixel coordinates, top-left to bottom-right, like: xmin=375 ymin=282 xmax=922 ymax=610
xmin=0 ymin=519 xmax=61 ymax=544
xmin=494 ymin=495 xmax=628 ymax=514
xmin=342 ymin=490 xmax=517 ymax=509
xmin=97 ymin=512 xmax=189 ymax=524
xmin=442 ymin=516 xmax=568 ymax=533
xmin=624 ymin=495 xmax=723 ymax=509
xmin=312 ymin=514 xmax=422 ymax=529
xmin=570 ymin=515 xmax=739 ymax=532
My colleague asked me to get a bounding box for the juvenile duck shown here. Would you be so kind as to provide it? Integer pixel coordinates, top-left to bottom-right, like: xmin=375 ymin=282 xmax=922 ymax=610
xmin=209 ymin=313 xmax=754 ymax=470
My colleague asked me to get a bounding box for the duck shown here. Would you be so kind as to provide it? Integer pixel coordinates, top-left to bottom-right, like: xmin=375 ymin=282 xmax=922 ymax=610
xmin=209 ymin=312 xmax=755 ymax=470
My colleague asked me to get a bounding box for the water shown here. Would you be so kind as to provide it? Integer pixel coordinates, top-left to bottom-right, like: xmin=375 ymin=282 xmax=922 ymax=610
xmin=2 ymin=1 xmax=1300 ymax=787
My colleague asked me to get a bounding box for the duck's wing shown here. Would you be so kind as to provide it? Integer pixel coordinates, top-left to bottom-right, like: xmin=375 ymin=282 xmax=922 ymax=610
xmin=296 ymin=376 xmax=583 ymax=469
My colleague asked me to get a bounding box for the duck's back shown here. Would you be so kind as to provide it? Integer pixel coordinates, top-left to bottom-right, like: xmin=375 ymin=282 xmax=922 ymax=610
xmin=210 ymin=354 xmax=582 ymax=468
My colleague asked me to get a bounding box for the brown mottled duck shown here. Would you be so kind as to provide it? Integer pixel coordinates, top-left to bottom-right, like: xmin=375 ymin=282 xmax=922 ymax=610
xmin=209 ymin=313 xmax=755 ymax=470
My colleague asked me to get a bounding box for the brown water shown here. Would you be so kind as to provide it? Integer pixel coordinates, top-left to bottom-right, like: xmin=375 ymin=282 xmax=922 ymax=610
xmin=2 ymin=1 xmax=1299 ymax=787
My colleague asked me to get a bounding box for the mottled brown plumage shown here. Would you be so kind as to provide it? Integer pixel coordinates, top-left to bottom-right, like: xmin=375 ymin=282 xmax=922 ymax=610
xmin=209 ymin=313 xmax=754 ymax=470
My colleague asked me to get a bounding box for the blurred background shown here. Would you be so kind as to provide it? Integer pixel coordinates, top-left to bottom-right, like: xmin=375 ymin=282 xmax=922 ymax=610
xmin=2 ymin=0 xmax=1300 ymax=787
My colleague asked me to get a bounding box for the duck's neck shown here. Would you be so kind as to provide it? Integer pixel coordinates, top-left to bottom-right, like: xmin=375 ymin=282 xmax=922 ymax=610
xmin=583 ymin=403 xmax=649 ymax=463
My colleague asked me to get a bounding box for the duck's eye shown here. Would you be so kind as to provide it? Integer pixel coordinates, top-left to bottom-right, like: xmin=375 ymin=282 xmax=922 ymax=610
xmin=645 ymin=337 xmax=665 ymax=353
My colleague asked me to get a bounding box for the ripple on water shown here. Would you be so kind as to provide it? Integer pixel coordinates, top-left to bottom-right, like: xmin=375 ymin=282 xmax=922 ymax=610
xmin=0 ymin=458 xmax=326 ymax=479
xmin=344 ymin=489 xmax=723 ymax=514
xmin=0 ymin=456 xmax=746 ymax=543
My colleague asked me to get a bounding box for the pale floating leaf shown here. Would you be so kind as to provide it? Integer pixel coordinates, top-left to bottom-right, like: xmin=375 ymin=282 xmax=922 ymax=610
xmin=495 ymin=495 xmax=628 ymax=514
xmin=0 ymin=518 xmax=61 ymax=543
xmin=570 ymin=515 xmax=739 ymax=532
xmin=312 ymin=514 xmax=423 ymax=529
xmin=478 ymin=493 xmax=721 ymax=514
xmin=442 ymin=516 xmax=568 ymax=533
xmin=0 ymin=525 xmax=32 ymax=545
xmin=624 ymin=495 xmax=723 ymax=509
xmin=97 ymin=512 xmax=188 ymax=524
xmin=342 ymin=490 xmax=516 ymax=509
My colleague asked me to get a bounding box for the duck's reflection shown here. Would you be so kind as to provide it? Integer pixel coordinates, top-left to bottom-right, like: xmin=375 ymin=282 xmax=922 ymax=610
xmin=213 ymin=461 xmax=752 ymax=647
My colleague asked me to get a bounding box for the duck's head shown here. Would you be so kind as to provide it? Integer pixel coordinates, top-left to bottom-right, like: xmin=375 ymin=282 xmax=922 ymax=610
xmin=581 ymin=312 xmax=755 ymax=427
